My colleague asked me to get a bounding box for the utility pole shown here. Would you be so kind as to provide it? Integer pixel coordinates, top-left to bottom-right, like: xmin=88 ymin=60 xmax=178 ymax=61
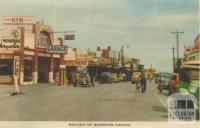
xmin=171 ymin=30 xmax=184 ymax=60
xmin=171 ymin=47 xmax=176 ymax=72
xmin=120 ymin=45 xmax=130 ymax=67
xmin=121 ymin=46 xmax=124 ymax=67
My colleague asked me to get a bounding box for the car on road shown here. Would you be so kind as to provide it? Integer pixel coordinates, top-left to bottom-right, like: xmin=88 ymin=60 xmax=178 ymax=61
xmin=160 ymin=73 xmax=171 ymax=89
xmin=154 ymin=73 xmax=160 ymax=84
xmin=100 ymin=72 xmax=112 ymax=84
xmin=111 ymin=73 xmax=124 ymax=82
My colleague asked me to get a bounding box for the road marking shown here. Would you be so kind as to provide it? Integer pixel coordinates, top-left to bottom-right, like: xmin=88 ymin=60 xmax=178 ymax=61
xmin=154 ymin=93 xmax=168 ymax=109
xmin=152 ymin=83 xmax=168 ymax=109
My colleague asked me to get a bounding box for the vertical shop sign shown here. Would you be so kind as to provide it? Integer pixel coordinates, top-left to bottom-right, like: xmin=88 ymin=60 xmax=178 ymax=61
xmin=13 ymin=56 xmax=20 ymax=78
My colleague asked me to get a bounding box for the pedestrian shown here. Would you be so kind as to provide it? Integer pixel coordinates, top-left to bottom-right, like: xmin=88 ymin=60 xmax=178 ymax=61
xmin=73 ymin=71 xmax=79 ymax=87
xmin=135 ymin=75 xmax=141 ymax=92
xmin=88 ymin=67 xmax=96 ymax=87
xmin=55 ymin=71 xmax=60 ymax=85
xmin=157 ymin=74 xmax=163 ymax=93
xmin=140 ymin=74 xmax=147 ymax=93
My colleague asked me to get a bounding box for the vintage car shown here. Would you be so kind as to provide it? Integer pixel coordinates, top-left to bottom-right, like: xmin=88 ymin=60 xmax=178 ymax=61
xmin=100 ymin=72 xmax=113 ymax=84
xmin=160 ymin=73 xmax=171 ymax=89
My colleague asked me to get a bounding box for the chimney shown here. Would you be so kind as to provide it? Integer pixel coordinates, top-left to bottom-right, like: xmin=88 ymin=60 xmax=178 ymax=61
xmin=108 ymin=46 xmax=111 ymax=50
xmin=97 ymin=46 xmax=101 ymax=51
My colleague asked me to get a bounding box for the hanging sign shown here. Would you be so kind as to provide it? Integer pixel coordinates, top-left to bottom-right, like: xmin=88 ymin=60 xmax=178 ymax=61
xmin=13 ymin=56 xmax=20 ymax=78
xmin=47 ymin=45 xmax=67 ymax=53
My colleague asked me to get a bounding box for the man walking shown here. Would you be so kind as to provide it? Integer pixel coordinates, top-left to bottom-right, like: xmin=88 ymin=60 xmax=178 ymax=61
xmin=88 ymin=66 xmax=96 ymax=87
xmin=140 ymin=74 xmax=147 ymax=93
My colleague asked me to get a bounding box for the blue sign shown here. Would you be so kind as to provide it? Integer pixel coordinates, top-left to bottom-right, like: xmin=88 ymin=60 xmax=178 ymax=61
xmin=47 ymin=45 xmax=67 ymax=53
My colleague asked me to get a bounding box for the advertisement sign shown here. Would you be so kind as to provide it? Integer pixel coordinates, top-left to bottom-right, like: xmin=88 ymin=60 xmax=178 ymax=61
xmin=47 ymin=45 xmax=67 ymax=53
xmin=0 ymin=29 xmax=21 ymax=50
xmin=64 ymin=34 xmax=75 ymax=40
xmin=63 ymin=60 xmax=88 ymax=66
xmin=13 ymin=56 xmax=20 ymax=78
xmin=3 ymin=16 xmax=33 ymax=24
xmin=64 ymin=48 xmax=76 ymax=60
xmin=24 ymin=32 xmax=35 ymax=49
xmin=76 ymin=48 xmax=94 ymax=61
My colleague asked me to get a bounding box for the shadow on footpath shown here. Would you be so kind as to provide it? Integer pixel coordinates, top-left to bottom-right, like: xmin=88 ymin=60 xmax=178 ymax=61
xmin=152 ymin=105 xmax=168 ymax=119
xmin=152 ymin=105 xmax=167 ymax=113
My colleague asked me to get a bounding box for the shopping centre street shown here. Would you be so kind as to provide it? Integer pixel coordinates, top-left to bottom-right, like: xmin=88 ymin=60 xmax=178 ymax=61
xmin=0 ymin=81 xmax=168 ymax=121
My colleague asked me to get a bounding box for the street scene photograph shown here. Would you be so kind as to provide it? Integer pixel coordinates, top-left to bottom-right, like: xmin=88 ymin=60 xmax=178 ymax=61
xmin=0 ymin=0 xmax=199 ymax=125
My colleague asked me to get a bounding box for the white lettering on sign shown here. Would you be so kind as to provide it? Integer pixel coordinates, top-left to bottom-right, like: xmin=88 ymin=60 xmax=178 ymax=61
xmin=3 ymin=16 xmax=33 ymax=24
xmin=13 ymin=56 xmax=20 ymax=78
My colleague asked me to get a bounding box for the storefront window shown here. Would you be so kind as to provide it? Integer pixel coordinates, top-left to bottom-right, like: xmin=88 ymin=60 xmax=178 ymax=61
xmin=38 ymin=31 xmax=50 ymax=47
xmin=0 ymin=59 xmax=13 ymax=76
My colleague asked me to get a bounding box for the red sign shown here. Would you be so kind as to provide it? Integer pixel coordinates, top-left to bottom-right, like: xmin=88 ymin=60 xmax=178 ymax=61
xmin=3 ymin=16 xmax=33 ymax=24
xmin=63 ymin=60 xmax=88 ymax=66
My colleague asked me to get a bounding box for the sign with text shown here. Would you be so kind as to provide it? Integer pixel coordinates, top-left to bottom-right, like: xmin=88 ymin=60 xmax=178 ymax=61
xmin=0 ymin=29 xmax=21 ymax=50
xmin=47 ymin=45 xmax=67 ymax=53
xmin=13 ymin=56 xmax=20 ymax=78
xmin=64 ymin=48 xmax=76 ymax=60
xmin=3 ymin=16 xmax=33 ymax=24
xmin=64 ymin=34 xmax=75 ymax=40
xmin=63 ymin=60 xmax=88 ymax=66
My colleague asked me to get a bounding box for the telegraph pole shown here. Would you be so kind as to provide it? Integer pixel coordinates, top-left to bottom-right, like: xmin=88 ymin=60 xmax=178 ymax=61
xmin=171 ymin=30 xmax=184 ymax=60
xmin=120 ymin=45 xmax=130 ymax=67
xmin=171 ymin=47 xmax=176 ymax=72
xmin=121 ymin=46 xmax=124 ymax=67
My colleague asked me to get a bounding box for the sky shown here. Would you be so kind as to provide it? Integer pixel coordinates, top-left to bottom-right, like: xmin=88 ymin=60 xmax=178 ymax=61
xmin=0 ymin=0 xmax=199 ymax=72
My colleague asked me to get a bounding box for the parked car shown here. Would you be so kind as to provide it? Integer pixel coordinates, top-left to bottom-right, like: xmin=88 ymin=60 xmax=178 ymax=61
xmin=154 ymin=73 xmax=160 ymax=84
xmin=111 ymin=73 xmax=124 ymax=82
xmin=119 ymin=73 xmax=127 ymax=81
xmin=100 ymin=72 xmax=112 ymax=84
xmin=160 ymin=73 xmax=171 ymax=89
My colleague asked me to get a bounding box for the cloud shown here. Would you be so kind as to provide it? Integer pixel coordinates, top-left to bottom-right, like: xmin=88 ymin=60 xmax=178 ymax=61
xmin=143 ymin=14 xmax=198 ymax=29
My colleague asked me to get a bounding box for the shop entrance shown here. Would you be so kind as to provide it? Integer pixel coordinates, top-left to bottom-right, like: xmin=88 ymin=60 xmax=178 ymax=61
xmin=24 ymin=59 xmax=33 ymax=82
xmin=38 ymin=57 xmax=50 ymax=83
xmin=0 ymin=59 xmax=13 ymax=84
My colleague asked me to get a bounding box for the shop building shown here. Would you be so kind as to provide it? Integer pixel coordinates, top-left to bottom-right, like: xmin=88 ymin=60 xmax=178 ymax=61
xmin=0 ymin=17 xmax=63 ymax=85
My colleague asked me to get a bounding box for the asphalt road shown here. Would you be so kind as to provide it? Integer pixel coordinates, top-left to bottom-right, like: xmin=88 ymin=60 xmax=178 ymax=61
xmin=0 ymin=81 xmax=168 ymax=121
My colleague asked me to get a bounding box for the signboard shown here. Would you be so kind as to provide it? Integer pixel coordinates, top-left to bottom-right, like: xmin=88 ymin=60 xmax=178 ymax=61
xmin=76 ymin=48 xmax=94 ymax=61
xmin=13 ymin=56 xmax=20 ymax=78
xmin=63 ymin=60 xmax=88 ymax=66
xmin=0 ymin=29 xmax=21 ymax=50
xmin=59 ymin=65 xmax=66 ymax=69
xmin=64 ymin=34 xmax=75 ymax=40
xmin=47 ymin=45 xmax=67 ymax=53
xmin=3 ymin=16 xmax=33 ymax=24
xmin=64 ymin=48 xmax=76 ymax=60
xmin=24 ymin=32 xmax=35 ymax=49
